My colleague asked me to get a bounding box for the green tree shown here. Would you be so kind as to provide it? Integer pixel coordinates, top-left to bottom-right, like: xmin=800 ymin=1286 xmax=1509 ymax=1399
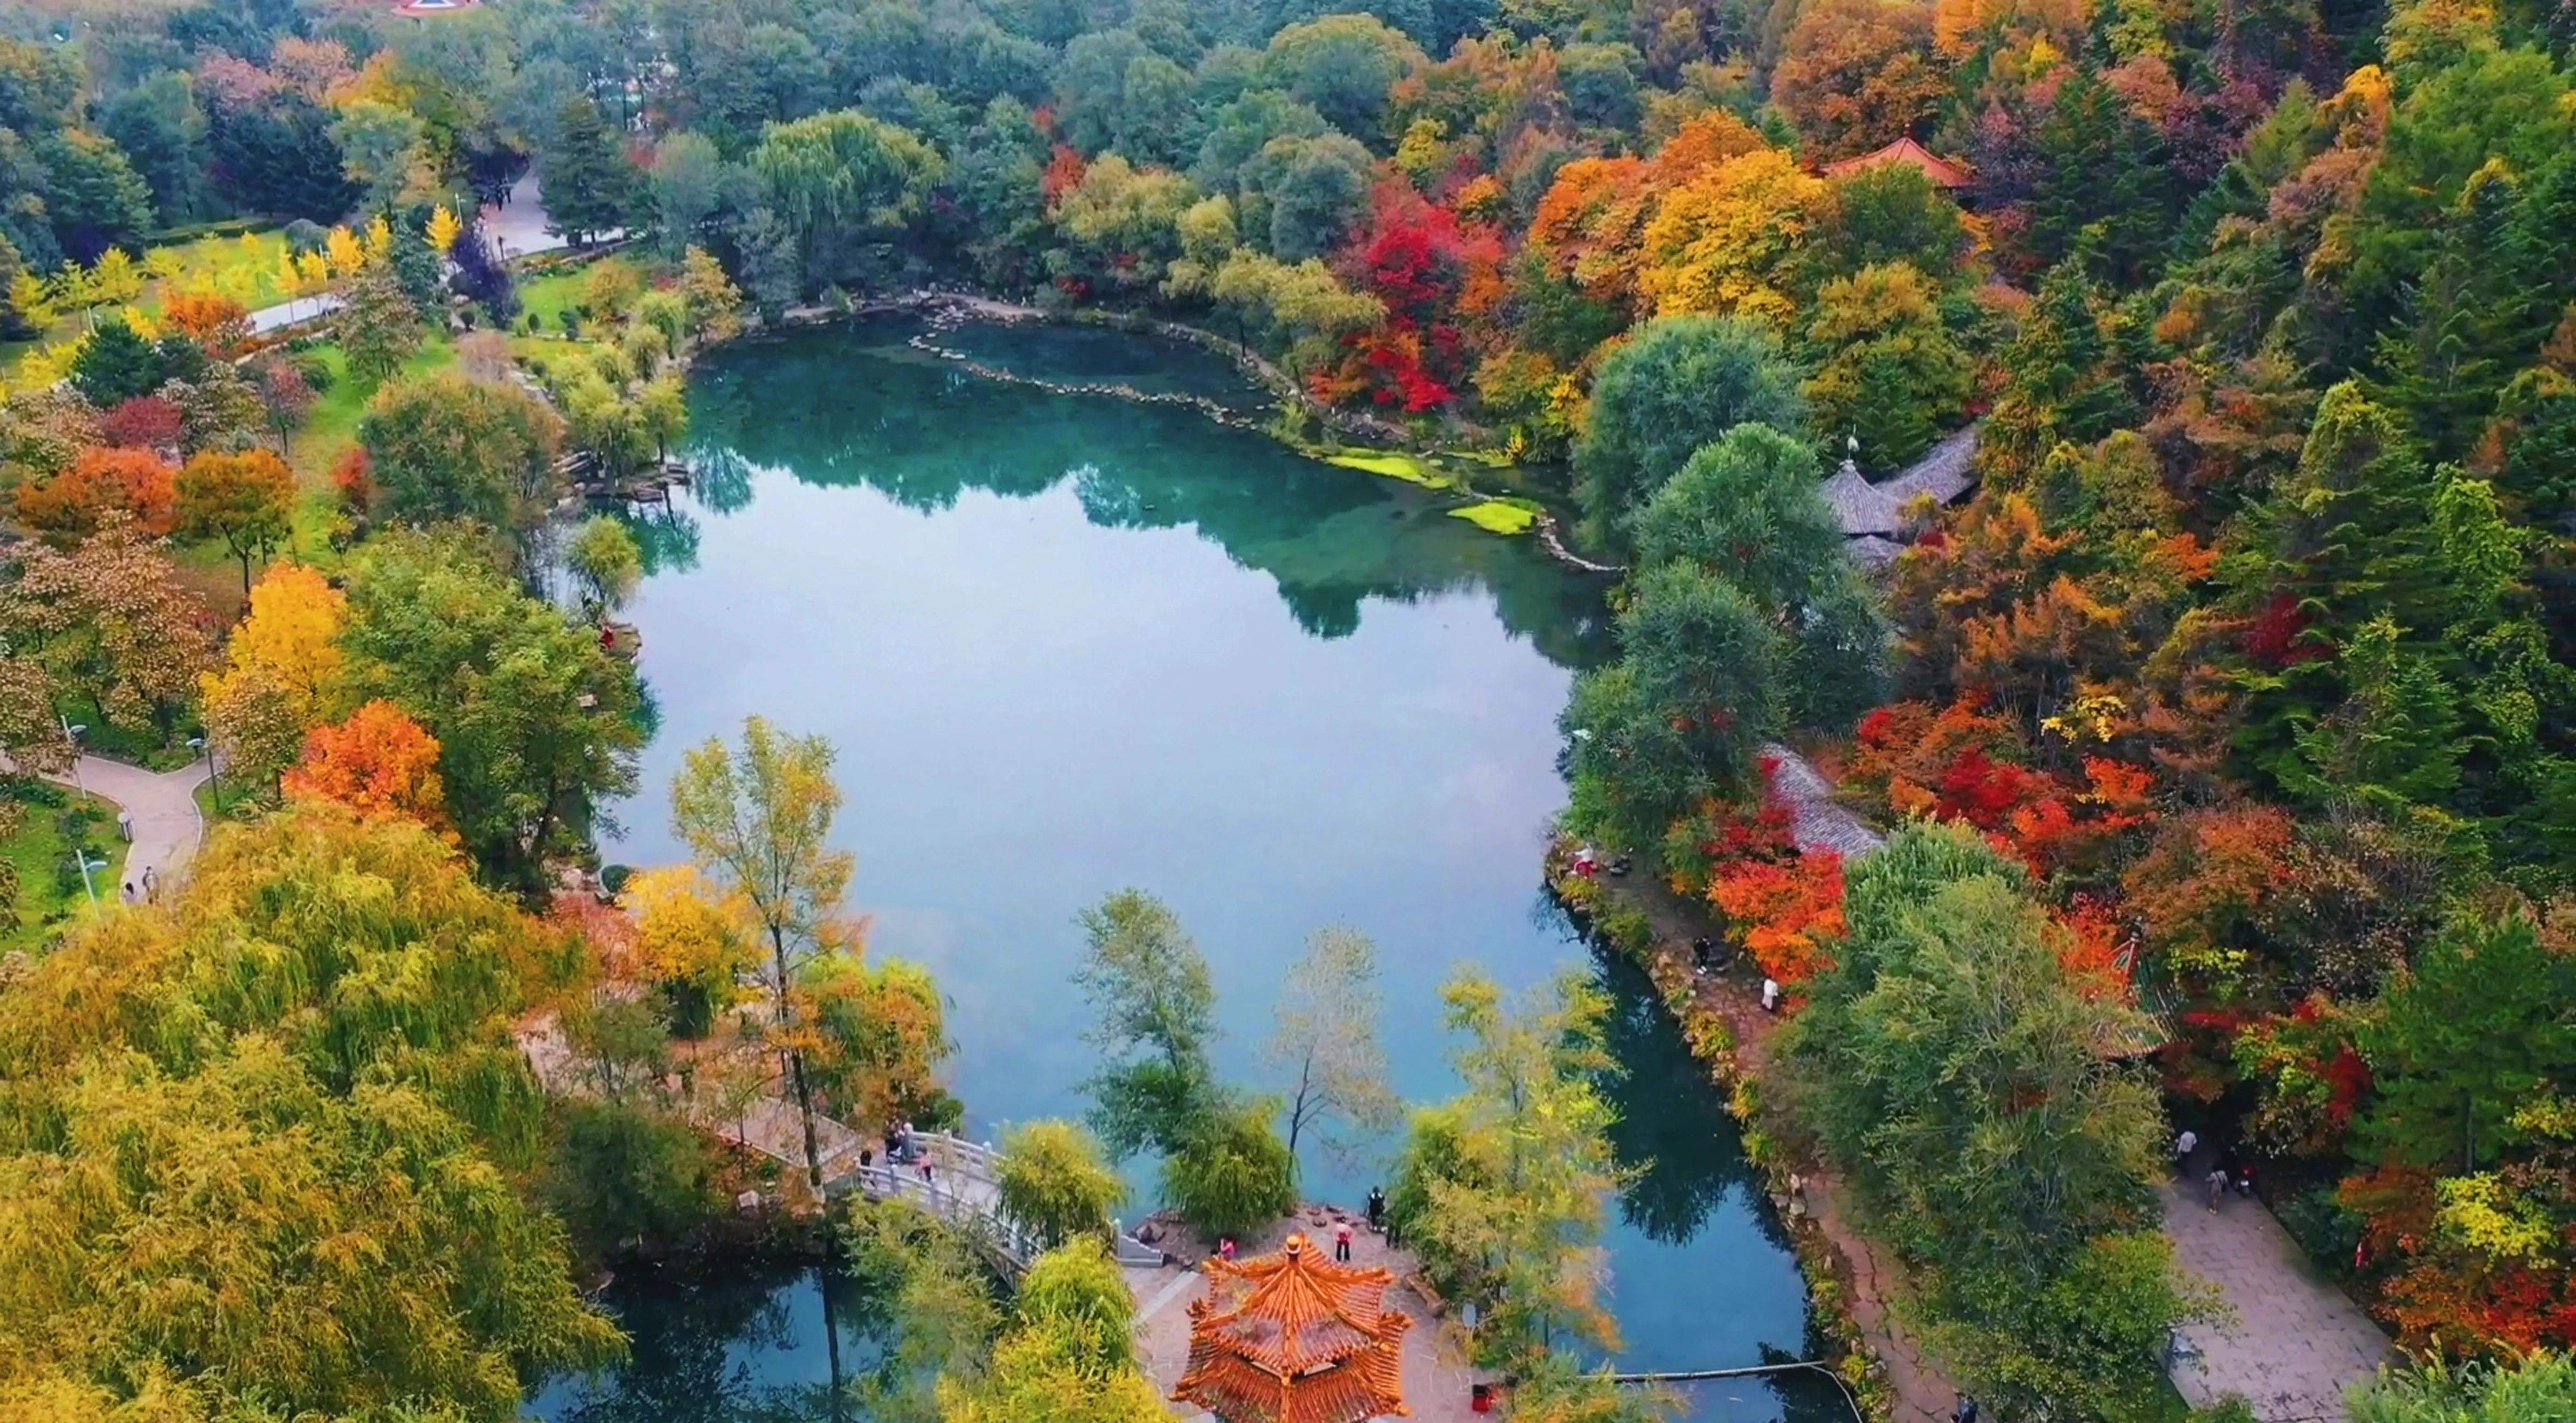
xmin=1782 ymin=823 xmax=2195 ymax=1420
xmin=543 ymin=95 xmax=638 ymax=246
xmin=1074 ymin=888 xmax=1222 ymax=1158
xmin=1260 ymin=14 xmax=1425 ymax=144
xmin=1161 ymin=1095 xmax=1299 ymax=1242
xmin=66 ymin=314 xmax=165 ymax=407
xmin=668 ymin=715 xmax=855 ymax=1186
xmin=1804 ymin=262 xmax=1973 ymax=469
xmin=2358 ymin=912 xmax=2576 ymax=1174
xmin=340 ymin=527 xmax=644 ymax=880
xmin=566 ymin=514 xmax=643 ymax=613
xmin=338 ymin=265 xmax=423 ymax=390
xmin=939 ymin=1238 xmax=1167 ymax=1423
xmin=1573 ymin=314 xmax=1806 ymax=542
xmin=1264 ymin=925 xmax=1400 ymax=1165
xmin=749 ymin=108 xmax=943 ymax=286
xmin=1391 ymin=968 xmax=1625 ymax=1365
xmin=38 ymin=129 xmax=154 ymax=259
xmin=998 ymin=1119 xmax=1126 ymax=1248
xmin=360 ymin=371 xmax=564 ymax=543
xmin=2351 ymin=1355 xmax=2576 ymax=1423
xmin=649 ymin=129 xmax=732 ymax=257
xmin=1563 ymin=561 xmax=1782 ymax=853
xmin=329 ymin=99 xmax=425 ymax=216
xmin=1631 ymin=423 xmax=1889 ymax=730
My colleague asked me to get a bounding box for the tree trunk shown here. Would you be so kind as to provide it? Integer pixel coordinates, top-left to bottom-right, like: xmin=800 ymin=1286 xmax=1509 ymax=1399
xmin=774 ymin=926 xmax=825 ymax=1188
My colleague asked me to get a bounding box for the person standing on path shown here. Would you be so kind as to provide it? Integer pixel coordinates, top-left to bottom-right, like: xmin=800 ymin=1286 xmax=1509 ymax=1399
xmin=1334 ymin=1220 xmax=1354 ymax=1262
xmin=2205 ymin=1165 xmax=2230 ymax=1212
xmin=117 ymin=810 xmax=133 ymax=841
xmin=1761 ymin=977 xmax=1782 ymax=1013
xmin=1366 ymin=1185 xmax=1386 ymax=1234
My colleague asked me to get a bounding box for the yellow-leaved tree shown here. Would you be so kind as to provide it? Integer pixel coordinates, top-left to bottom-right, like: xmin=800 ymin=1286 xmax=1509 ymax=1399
xmin=0 ymin=804 xmax=622 ymax=1420
xmin=1637 ymin=146 xmax=1829 ymax=324
xmin=622 ymin=863 xmax=754 ymax=1035
xmin=427 ymin=203 xmax=463 ymax=255
xmin=200 ymin=561 xmax=349 ymax=793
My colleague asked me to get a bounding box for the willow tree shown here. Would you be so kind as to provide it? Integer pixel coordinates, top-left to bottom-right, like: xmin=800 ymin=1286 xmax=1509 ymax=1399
xmin=669 ymin=715 xmax=855 ymax=1187
xmin=0 ymin=804 xmax=620 ymax=1418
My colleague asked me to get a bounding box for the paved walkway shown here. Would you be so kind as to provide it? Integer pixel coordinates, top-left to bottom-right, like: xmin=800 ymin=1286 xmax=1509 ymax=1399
xmin=2164 ymin=1180 xmax=2390 ymax=1421
xmin=478 ymin=175 xmax=610 ymax=262
xmin=10 ymin=754 xmax=210 ymax=900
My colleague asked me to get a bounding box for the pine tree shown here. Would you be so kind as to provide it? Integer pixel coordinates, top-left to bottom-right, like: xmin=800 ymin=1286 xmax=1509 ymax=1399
xmin=542 ymin=97 xmax=635 ymax=247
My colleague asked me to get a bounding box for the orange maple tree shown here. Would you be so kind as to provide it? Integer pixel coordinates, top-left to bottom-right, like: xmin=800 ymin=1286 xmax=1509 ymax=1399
xmin=12 ymin=446 xmax=178 ymax=544
xmin=283 ymin=700 xmax=448 ymax=830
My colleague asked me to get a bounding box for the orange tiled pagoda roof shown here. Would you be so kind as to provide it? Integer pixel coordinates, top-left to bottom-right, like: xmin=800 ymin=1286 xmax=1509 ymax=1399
xmin=1820 ymin=135 xmax=1972 ymax=189
xmin=1173 ymin=1232 xmax=1412 ymax=1423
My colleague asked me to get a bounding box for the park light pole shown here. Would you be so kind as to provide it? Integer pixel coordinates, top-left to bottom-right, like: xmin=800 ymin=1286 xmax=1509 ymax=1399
xmin=189 ymin=735 xmax=220 ymax=812
xmin=72 ymin=851 xmax=107 ymax=907
xmin=61 ymin=717 xmax=86 ymax=795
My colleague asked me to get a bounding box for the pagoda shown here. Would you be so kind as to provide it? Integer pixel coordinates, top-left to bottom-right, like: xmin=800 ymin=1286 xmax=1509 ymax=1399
xmin=1172 ymin=1232 xmax=1412 ymax=1423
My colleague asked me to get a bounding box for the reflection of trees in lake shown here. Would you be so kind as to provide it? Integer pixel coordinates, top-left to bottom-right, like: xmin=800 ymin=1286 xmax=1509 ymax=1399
xmin=540 ymin=1261 xmax=889 ymax=1423
xmin=620 ymin=500 xmax=702 ymax=576
xmin=681 ymin=322 xmax=1612 ymax=671
xmin=1589 ymin=948 xmax=1802 ymax=1261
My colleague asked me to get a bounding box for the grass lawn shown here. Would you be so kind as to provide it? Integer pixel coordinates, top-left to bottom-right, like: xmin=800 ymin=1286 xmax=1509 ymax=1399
xmin=278 ymin=335 xmax=459 ymax=563
xmin=517 ymin=267 xmax=590 ymax=334
xmin=3 ymin=228 xmax=296 ymax=368
xmin=0 ymin=780 xmax=123 ymax=956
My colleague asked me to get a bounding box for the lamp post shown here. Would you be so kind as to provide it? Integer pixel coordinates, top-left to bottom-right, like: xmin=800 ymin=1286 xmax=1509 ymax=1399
xmin=61 ymin=717 xmax=85 ymax=796
xmin=72 ymin=852 xmax=106 ymax=907
xmin=188 ymin=735 xmax=219 ymax=812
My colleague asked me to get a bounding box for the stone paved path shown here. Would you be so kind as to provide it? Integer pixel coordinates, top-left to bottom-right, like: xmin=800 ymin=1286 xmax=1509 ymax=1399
xmin=2163 ymin=1180 xmax=2390 ymax=1421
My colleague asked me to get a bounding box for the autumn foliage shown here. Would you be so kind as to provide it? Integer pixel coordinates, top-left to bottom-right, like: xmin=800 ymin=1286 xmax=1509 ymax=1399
xmin=11 ymin=446 xmax=177 ymax=543
xmin=284 ymin=699 xmax=448 ymax=830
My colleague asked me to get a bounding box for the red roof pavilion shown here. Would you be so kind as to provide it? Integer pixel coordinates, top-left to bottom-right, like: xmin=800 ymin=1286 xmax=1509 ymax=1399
xmin=1820 ymin=136 xmax=1972 ymax=190
xmin=1173 ymin=1233 xmax=1412 ymax=1423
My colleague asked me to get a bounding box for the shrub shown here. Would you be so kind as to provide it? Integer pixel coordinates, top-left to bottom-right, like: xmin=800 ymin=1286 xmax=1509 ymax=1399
xmin=999 ymin=1119 xmax=1124 ymax=1248
xmin=1161 ymin=1098 xmax=1296 ymax=1243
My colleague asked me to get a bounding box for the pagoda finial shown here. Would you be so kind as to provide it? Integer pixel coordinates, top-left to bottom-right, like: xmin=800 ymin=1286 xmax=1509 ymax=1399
xmin=1173 ymin=1227 xmax=1412 ymax=1423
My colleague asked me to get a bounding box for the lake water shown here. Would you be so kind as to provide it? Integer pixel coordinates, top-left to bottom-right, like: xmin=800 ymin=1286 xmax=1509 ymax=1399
xmin=532 ymin=319 xmax=1837 ymax=1422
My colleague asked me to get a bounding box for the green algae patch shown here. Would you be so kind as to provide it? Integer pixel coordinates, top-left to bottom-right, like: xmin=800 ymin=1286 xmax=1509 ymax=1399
xmin=1325 ymin=451 xmax=1453 ymax=489
xmin=1448 ymin=500 xmax=1539 ymax=535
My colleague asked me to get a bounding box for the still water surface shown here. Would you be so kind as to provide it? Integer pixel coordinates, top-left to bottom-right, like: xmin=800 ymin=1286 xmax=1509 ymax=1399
xmin=531 ymin=320 xmax=1834 ymax=1422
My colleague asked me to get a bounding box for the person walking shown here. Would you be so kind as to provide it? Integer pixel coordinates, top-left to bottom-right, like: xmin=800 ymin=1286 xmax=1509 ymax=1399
xmin=1334 ymin=1219 xmax=1354 ymax=1262
xmin=2205 ymin=1164 xmax=2230 ymax=1213
xmin=1366 ymin=1185 xmax=1387 ymax=1234
xmin=2174 ymin=1128 xmax=2199 ymax=1178
xmin=1760 ymin=977 xmax=1782 ymax=1013
xmin=116 ymin=810 xmax=133 ymax=841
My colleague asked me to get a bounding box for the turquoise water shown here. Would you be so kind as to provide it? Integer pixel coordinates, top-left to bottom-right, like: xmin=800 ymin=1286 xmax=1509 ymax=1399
xmin=538 ymin=319 xmax=1834 ymax=1421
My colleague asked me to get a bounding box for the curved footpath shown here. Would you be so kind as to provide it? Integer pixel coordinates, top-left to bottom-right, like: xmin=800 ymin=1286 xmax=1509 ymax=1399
xmin=58 ymin=755 xmax=211 ymax=897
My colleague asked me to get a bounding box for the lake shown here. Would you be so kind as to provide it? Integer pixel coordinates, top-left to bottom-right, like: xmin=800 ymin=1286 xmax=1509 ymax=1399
xmin=531 ymin=317 xmax=1837 ymax=1422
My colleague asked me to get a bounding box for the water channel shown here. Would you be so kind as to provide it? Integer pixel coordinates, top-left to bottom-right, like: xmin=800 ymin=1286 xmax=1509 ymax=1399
xmin=529 ymin=318 xmax=1836 ymax=1422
